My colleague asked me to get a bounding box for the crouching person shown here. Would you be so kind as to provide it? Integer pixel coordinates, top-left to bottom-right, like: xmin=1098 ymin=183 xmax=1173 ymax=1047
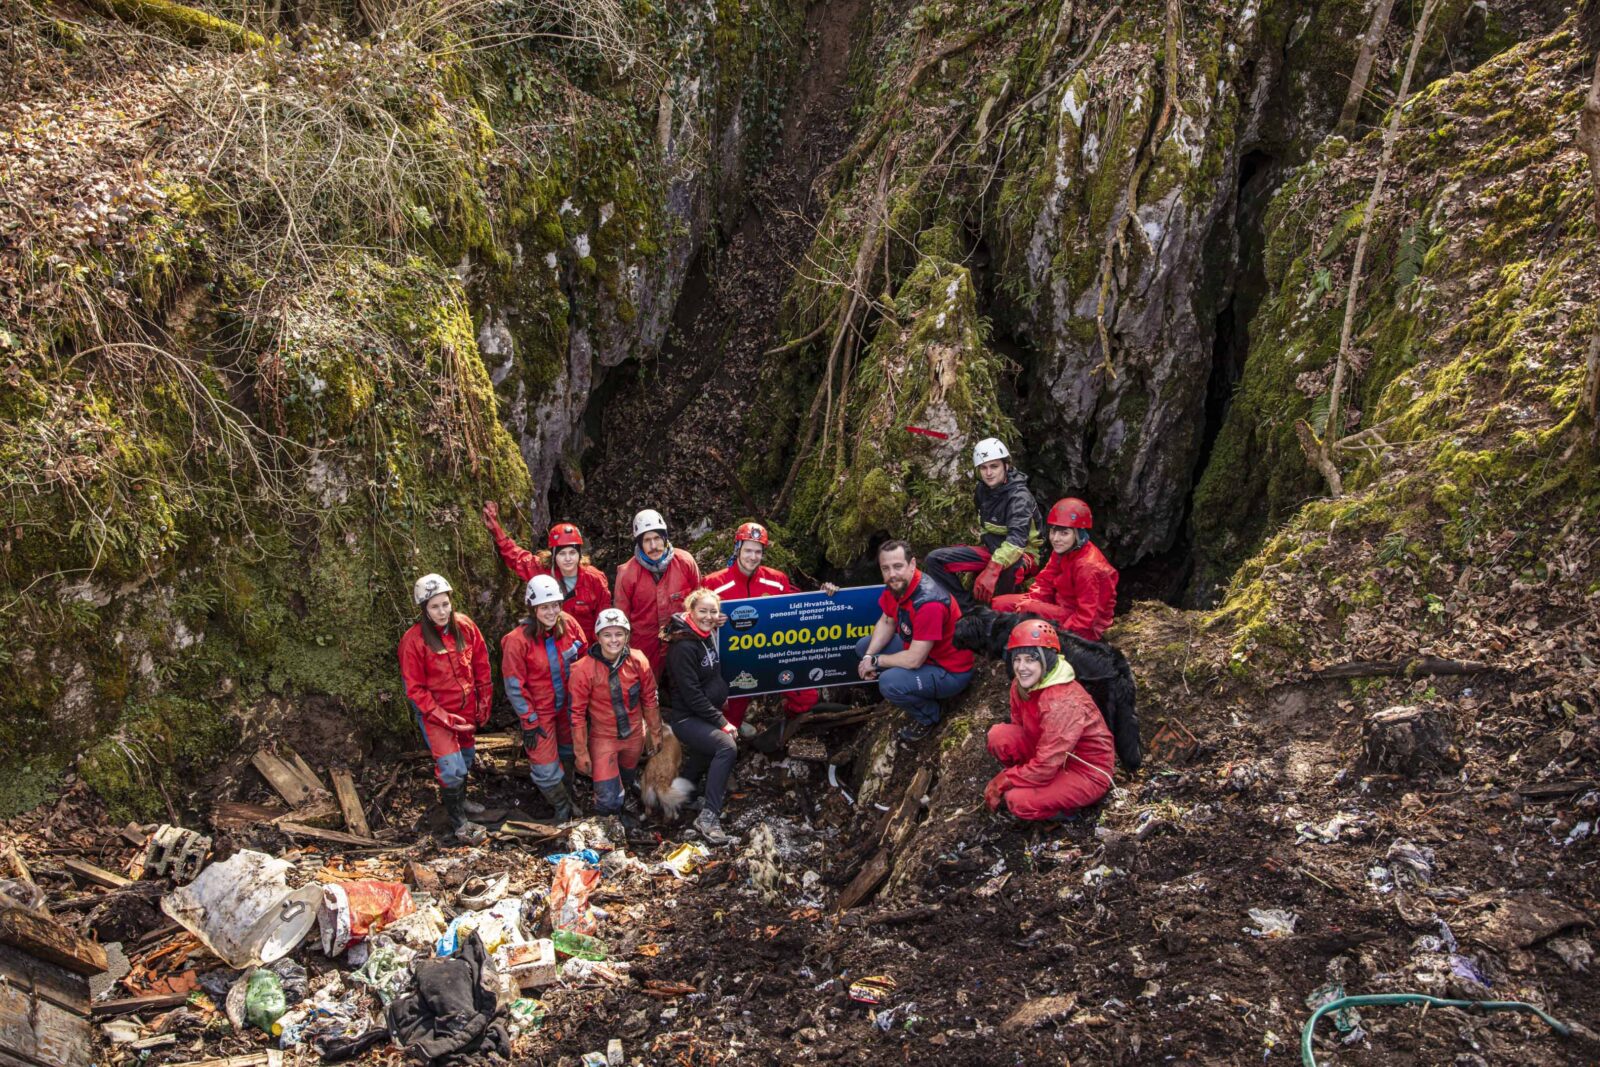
xmin=662 ymin=588 xmax=736 ymax=845
xmin=569 ymin=609 xmax=661 ymax=820
xmin=984 ymin=620 xmax=1115 ymax=821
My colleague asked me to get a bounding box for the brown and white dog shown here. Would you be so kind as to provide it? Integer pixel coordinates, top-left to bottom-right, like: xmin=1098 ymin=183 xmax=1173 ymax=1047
xmin=639 ymin=728 xmax=694 ymax=818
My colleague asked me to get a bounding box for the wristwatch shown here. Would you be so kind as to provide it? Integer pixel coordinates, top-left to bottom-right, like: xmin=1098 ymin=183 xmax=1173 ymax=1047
xmin=870 ymin=654 xmax=881 ymax=669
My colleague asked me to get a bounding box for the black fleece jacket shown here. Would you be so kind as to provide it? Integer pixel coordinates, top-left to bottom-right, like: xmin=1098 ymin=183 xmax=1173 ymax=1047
xmin=661 ymin=614 xmax=729 ymax=728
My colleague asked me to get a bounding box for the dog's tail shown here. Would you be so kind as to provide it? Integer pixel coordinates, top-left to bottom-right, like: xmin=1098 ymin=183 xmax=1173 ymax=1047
xmin=640 ymin=729 xmax=691 ymax=817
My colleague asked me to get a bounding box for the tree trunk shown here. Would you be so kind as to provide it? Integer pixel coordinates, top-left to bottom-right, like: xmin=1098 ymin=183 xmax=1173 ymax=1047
xmin=1337 ymin=0 xmax=1398 ymax=136
xmin=1580 ymin=46 xmax=1600 ymax=430
xmin=1314 ymin=0 xmax=1440 ymax=496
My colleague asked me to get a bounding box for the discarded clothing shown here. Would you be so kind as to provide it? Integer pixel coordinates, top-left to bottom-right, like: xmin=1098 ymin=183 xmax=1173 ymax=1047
xmin=387 ymin=930 xmax=510 ymax=1065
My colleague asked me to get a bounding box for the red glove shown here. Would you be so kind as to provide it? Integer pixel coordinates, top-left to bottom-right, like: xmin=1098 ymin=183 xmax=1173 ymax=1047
xmin=984 ymin=771 xmax=1011 ymax=811
xmin=973 ymin=560 xmax=1003 ymax=604
xmin=476 ymin=702 xmax=492 ymax=727
xmin=435 ymin=710 xmax=474 ymax=734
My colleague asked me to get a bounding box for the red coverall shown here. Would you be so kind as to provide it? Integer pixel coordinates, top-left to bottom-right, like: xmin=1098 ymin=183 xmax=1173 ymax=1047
xmin=487 ymin=519 xmax=612 ymax=639
xmin=501 ymin=614 xmax=588 ymax=778
xmin=991 ymin=540 xmax=1119 ymax=642
xmin=399 ymin=615 xmax=492 ymax=787
xmin=568 ymin=646 xmax=661 ymax=812
xmin=986 ymin=660 xmax=1115 ymax=820
xmin=702 ymin=562 xmax=820 ymax=726
xmin=613 ymin=548 xmax=701 ymax=678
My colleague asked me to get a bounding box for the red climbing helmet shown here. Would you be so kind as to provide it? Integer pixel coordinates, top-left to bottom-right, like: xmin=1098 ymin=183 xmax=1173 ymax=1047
xmin=547 ymin=523 xmax=584 ymax=550
xmin=734 ymin=521 xmax=770 ymax=547
xmin=1047 ymin=497 xmax=1093 ymax=529
xmin=1006 ymin=619 xmax=1061 ymax=653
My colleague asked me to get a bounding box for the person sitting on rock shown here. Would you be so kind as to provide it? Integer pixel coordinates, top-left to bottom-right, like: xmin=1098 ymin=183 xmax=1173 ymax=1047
xmin=984 ymin=619 xmax=1115 ymax=821
xmin=991 ymin=497 xmax=1118 ymax=642
xmin=661 ymin=588 xmax=737 ymax=845
xmin=614 ymin=508 xmax=702 ymax=680
xmin=924 ymin=437 xmax=1044 ymax=612
xmin=855 ymin=540 xmax=975 ymax=742
xmin=482 ymin=501 xmax=611 ymax=640
xmin=702 ymin=520 xmax=840 ymax=732
xmin=502 ymin=575 xmax=588 ymax=823
xmin=568 ymin=608 xmax=661 ymax=823
xmin=400 ymin=573 xmax=493 ymax=844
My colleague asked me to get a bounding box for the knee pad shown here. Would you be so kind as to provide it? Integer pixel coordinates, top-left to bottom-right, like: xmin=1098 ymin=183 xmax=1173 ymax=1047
xmin=528 ymin=760 xmax=564 ymax=789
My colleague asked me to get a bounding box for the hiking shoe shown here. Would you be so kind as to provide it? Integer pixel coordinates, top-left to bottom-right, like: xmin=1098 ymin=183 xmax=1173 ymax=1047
xmin=738 ymin=722 xmax=758 ymax=739
xmin=462 ymin=798 xmax=486 ymax=816
xmin=897 ymin=720 xmax=935 ymax=743
xmin=693 ymin=809 xmax=731 ymax=845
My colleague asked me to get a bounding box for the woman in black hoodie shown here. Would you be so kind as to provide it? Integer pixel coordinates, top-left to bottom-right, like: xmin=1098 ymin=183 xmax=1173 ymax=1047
xmin=661 ymin=587 xmax=736 ymax=844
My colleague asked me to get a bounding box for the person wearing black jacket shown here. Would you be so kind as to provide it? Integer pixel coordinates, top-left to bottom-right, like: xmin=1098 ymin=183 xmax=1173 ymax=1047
xmin=661 ymin=587 xmax=736 ymax=844
xmin=925 ymin=437 xmax=1044 ymax=612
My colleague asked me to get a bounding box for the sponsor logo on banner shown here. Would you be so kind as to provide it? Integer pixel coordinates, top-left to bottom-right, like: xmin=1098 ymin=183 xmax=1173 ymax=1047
xmin=728 ymin=605 xmax=760 ymax=631
xmin=808 ymin=668 xmax=826 ymax=682
xmin=778 ymin=670 xmax=795 ymax=685
xmin=729 ymin=670 xmax=759 ymax=690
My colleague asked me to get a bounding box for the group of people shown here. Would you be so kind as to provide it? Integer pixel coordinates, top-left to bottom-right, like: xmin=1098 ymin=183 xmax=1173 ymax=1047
xmin=398 ymin=436 xmax=1123 ymax=847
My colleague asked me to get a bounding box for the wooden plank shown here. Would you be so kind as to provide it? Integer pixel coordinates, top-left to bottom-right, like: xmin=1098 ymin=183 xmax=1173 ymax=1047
xmin=90 ymin=993 xmax=191 ymax=1018
xmin=251 ymin=750 xmax=314 ymax=808
xmin=60 ymin=859 xmax=132 ymax=890
xmin=283 ymin=749 xmax=329 ymax=798
xmin=835 ymin=849 xmax=890 ymax=911
xmin=0 ymin=909 xmax=106 ymax=976
xmin=329 ymin=769 xmax=373 ymax=840
xmin=210 ymin=801 xmax=287 ymax=831
xmin=0 ymin=978 xmax=91 ymax=1067
xmin=400 ymin=733 xmax=518 ymax=760
xmin=276 ymin=822 xmax=389 ymax=848
xmin=0 ymin=944 xmax=91 ymax=1015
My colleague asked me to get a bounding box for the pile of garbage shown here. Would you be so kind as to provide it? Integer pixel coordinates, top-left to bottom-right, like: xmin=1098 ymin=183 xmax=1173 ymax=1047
xmin=47 ymin=813 xmax=718 ymax=1065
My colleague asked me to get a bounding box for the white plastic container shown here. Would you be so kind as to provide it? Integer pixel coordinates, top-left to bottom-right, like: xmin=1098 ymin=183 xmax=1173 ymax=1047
xmin=161 ymin=850 xmax=321 ymax=968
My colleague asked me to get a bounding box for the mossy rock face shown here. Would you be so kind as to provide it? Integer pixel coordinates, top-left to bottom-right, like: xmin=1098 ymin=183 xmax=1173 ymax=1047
xmin=1199 ymin=23 xmax=1599 ymax=686
xmin=0 ymin=4 xmax=798 ymax=816
xmin=787 ymin=256 xmax=1016 ymax=568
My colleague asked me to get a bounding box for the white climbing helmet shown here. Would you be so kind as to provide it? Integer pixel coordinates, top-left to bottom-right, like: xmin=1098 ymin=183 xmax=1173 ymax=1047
xmin=413 ymin=573 xmax=452 ymax=606
xmin=632 ymin=508 xmax=668 ymax=539
xmin=594 ymin=608 xmax=631 ymax=634
xmin=525 ymin=574 xmax=564 ymax=607
xmin=972 ymin=437 xmax=1011 ymax=467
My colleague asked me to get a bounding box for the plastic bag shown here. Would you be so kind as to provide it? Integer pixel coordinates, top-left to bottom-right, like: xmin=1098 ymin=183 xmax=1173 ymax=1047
xmin=318 ymin=880 xmax=415 ymax=957
xmin=348 ymin=941 xmax=417 ymax=1004
xmin=435 ymin=898 xmax=527 ymax=956
xmin=244 ymin=969 xmax=287 ymax=1033
xmin=547 ymin=856 xmax=602 ymax=934
xmin=551 ymin=929 xmax=607 ymax=961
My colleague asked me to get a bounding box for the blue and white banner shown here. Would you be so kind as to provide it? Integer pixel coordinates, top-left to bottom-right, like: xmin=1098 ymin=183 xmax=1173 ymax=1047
xmin=718 ymin=585 xmax=882 ymax=697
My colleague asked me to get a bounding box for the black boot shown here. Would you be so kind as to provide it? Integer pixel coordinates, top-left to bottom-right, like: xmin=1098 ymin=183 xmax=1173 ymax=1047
xmin=440 ymin=784 xmax=486 ymax=844
xmin=539 ymin=782 xmax=575 ymax=824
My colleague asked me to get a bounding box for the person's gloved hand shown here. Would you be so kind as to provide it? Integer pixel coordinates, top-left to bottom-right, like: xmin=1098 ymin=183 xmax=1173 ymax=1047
xmin=481 ymin=500 xmax=500 ymax=529
xmin=646 ymin=727 xmax=662 ymax=756
xmin=720 ymin=722 xmax=737 ymax=735
xmin=984 ymin=771 xmax=1011 ymax=812
xmin=973 ymin=560 xmax=1003 ymax=604
xmin=1015 ymin=596 xmax=1049 ymax=617
xmin=476 ymin=702 xmax=492 ymax=727
xmin=575 ymin=750 xmax=592 ymax=777
xmin=439 ymin=710 xmax=474 ymax=734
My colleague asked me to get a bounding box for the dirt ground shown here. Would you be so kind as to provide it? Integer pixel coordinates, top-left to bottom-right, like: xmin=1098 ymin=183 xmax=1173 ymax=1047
xmin=6 ymin=605 xmax=1596 ymax=1065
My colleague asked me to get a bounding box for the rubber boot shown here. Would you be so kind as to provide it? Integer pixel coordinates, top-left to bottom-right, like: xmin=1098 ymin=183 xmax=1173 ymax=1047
xmin=538 ymin=782 xmax=575 ymax=824
xmin=440 ymin=785 xmax=486 ymax=844
xmin=561 ymin=752 xmax=580 ymax=794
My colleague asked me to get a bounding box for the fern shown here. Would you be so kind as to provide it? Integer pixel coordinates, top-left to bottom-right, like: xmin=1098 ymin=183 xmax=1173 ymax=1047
xmin=1309 ymin=391 xmax=1333 ymax=435
xmin=1394 ymin=222 xmax=1425 ymax=289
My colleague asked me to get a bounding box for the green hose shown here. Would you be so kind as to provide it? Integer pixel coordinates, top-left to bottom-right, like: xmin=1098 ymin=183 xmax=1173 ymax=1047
xmin=1301 ymin=993 xmax=1572 ymax=1066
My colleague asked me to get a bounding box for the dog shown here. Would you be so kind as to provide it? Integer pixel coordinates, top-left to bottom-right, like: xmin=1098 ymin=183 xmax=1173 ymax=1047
xmin=640 ymin=728 xmax=694 ymax=818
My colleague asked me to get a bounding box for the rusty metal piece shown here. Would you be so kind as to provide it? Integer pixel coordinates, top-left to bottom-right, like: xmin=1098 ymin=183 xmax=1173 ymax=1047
xmin=1147 ymin=720 xmax=1199 ymax=766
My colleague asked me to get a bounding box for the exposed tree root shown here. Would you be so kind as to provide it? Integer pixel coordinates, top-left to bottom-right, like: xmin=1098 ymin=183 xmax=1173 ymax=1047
xmin=84 ymin=0 xmax=267 ymax=50
xmin=1092 ymin=0 xmax=1179 ymax=380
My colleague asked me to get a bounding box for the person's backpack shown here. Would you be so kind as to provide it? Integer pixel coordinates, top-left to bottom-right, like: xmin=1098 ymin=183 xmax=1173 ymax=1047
xmin=954 ymin=607 xmax=1142 ymax=771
